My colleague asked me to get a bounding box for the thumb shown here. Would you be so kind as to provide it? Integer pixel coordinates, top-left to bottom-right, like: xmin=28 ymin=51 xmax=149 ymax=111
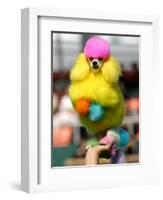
xmin=96 ymin=144 xmax=111 ymax=153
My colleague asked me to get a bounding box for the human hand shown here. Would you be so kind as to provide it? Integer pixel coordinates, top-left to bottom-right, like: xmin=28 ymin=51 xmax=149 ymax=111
xmin=85 ymin=144 xmax=111 ymax=165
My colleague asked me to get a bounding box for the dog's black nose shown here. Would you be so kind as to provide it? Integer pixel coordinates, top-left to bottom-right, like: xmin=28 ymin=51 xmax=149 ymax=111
xmin=92 ymin=60 xmax=99 ymax=69
xmin=92 ymin=61 xmax=98 ymax=66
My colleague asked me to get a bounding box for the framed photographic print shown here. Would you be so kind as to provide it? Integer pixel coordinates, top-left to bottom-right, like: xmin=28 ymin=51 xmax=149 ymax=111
xmin=21 ymin=7 xmax=159 ymax=193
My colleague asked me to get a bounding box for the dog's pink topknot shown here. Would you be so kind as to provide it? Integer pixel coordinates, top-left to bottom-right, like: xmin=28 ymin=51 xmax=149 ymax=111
xmin=84 ymin=36 xmax=110 ymax=59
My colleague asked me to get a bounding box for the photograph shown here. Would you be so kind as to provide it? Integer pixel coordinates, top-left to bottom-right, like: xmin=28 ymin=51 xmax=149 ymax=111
xmin=51 ymin=32 xmax=139 ymax=167
xmin=20 ymin=7 xmax=159 ymax=193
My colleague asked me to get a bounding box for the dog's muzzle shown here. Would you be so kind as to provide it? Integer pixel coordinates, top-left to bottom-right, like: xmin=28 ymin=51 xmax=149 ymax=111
xmin=91 ymin=59 xmax=101 ymax=70
xmin=92 ymin=60 xmax=99 ymax=69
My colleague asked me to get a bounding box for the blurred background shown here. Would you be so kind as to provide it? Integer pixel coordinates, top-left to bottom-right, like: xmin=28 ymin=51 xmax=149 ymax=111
xmin=52 ymin=33 xmax=139 ymax=167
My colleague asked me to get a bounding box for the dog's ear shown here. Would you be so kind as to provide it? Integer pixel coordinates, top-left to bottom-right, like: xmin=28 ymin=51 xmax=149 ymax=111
xmin=102 ymin=56 xmax=122 ymax=83
xmin=70 ymin=53 xmax=90 ymax=81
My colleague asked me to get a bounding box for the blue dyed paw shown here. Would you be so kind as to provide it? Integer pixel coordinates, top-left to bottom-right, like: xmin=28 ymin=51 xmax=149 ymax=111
xmin=88 ymin=103 xmax=104 ymax=122
xmin=118 ymin=128 xmax=130 ymax=147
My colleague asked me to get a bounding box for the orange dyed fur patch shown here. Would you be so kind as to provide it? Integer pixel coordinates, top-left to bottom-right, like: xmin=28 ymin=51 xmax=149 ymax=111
xmin=75 ymin=99 xmax=90 ymax=115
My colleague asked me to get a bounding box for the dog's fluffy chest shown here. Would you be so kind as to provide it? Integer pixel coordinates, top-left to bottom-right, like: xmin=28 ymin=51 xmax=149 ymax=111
xmin=69 ymin=72 xmax=120 ymax=107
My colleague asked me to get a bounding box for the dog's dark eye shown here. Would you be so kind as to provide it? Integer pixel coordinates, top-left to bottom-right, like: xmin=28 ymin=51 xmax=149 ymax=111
xmin=89 ymin=57 xmax=93 ymax=60
xmin=98 ymin=57 xmax=103 ymax=61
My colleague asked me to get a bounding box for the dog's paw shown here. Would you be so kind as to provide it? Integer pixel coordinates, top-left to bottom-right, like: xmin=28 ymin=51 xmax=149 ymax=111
xmin=99 ymin=134 xmax=116 ymax=146
xmin=88 ymin=103 xmax=104 ymax=121
xmin=75 ymin=98 xmax=90 ymax=115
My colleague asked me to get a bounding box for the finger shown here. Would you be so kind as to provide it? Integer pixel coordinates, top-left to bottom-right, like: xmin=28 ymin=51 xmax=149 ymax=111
xmin=85 ymin=145 xmax=91 ymax=151
xmin=96 ymin=144 xmax=111 ymax=152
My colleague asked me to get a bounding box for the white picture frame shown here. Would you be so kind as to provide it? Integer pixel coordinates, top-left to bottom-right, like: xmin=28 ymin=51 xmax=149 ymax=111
xmin=21 ymin=7 xmax=159 ymax=193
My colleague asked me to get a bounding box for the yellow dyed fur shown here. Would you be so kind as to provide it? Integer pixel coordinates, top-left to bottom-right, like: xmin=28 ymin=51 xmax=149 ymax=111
xmin=69 ymin=53 xmax=125 ymax=134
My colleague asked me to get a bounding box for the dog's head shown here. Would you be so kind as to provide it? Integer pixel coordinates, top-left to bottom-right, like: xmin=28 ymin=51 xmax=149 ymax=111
xmin=70 ymin=36 xmax=121 ymax=83
xmin=84 ymin=36 xmax=110 ymax=73
xmin=87 ymin=57 xmax=104 ymax=73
